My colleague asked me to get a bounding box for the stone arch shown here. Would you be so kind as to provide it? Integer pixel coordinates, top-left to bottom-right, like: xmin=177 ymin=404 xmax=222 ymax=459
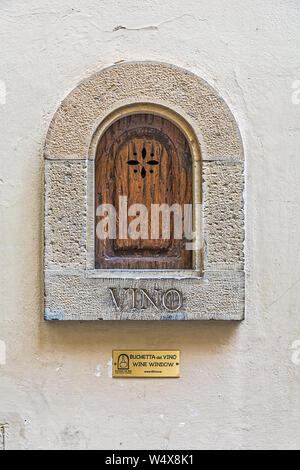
xmin=44 ymin=61 xmax=244 ymax=161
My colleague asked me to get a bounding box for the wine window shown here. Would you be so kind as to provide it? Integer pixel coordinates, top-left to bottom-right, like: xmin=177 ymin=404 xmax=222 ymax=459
xmin=95 ymin=113 xmax=193 ymax=270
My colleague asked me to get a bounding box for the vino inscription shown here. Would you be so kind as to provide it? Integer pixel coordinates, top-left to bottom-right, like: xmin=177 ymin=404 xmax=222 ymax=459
xmin=108 ymin=288 xmax=183 ymax=312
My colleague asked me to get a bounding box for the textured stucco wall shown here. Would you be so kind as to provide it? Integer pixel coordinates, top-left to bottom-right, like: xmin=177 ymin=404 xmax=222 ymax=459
xmin=0 ymin=0 xmax=300 ymax=449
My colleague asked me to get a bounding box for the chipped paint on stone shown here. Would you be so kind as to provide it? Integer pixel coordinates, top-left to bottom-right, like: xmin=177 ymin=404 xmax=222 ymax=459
xmin=44 ymin=308 xmax=65 ymax=321
xmin=160 ymin=313 xmax=186 ymax=320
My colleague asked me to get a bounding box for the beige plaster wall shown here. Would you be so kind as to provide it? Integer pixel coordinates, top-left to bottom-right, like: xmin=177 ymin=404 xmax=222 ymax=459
xmin=0 ymin=0 xmax=300 ymax=449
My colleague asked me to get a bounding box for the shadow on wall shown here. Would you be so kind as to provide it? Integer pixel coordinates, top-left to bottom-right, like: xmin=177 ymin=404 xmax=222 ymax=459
xmin=38 ymin=319 xmax=240 ymax=356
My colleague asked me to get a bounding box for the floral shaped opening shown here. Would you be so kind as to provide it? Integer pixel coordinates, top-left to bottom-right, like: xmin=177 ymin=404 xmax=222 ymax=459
xmin=127 ymin=144 xmax=159 ymax=178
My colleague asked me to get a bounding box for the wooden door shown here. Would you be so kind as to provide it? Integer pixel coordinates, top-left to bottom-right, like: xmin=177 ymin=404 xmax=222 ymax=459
xmin=95 ymin=114 xmax=192 ymax=269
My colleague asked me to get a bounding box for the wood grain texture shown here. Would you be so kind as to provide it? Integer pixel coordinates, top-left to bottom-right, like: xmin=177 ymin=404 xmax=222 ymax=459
xmin=95 ymin=114 xmax=192 ymax=269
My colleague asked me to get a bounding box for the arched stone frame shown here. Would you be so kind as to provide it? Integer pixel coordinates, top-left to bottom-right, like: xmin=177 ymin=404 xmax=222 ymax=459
xmin=44 ymin=62 xmax=244 ymax=320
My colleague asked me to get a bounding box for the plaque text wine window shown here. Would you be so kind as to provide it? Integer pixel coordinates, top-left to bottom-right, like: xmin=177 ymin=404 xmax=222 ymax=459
xmin=44 ymin=62 xmax=245 ymax=320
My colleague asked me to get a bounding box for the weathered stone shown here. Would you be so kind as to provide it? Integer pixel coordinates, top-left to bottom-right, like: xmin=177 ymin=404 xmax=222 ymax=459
xmin=44 ymin=62 xmax=244 ymax=161
xmin=203 ymin=162 xmax=244 ymax=269
xmin=44 ymin=161 xmax=86 ymax=269
xmin=44 ymin=270 xmax=244 ymax=321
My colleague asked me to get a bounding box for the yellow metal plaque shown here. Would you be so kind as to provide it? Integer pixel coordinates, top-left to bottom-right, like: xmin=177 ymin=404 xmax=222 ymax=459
xmin=113 ymin=350 xmax=180 ymax=378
